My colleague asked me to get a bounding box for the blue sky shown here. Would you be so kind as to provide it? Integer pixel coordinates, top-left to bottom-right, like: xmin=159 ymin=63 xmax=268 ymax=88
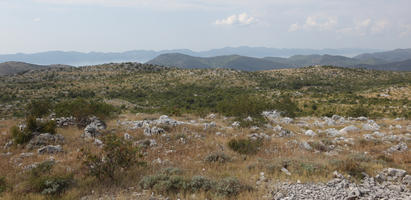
xmin=1 ymin=0 xmax=411 ymax=54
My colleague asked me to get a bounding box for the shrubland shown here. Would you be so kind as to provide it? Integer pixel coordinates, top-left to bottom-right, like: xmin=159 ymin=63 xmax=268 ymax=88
xmin=0 ymin=63 xmax=409 ymax=199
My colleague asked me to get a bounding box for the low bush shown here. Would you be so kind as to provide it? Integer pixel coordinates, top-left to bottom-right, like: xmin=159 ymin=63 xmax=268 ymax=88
xmin=0 ymin=177 xmax=6 ymax=194
xmin=139 ymin=168 xmax=188 ymax=194
xmin=11 ymin=117 xmax=57 ymax=144
xmin=204 ymin=152 xmax=231 ymax=163
xmin=228 ymin=138 xmax=261 ymax=155
xmin=80 ymin=134 xmax=141 ymax=181
xmin=27 ymin=161 xmax=73 ymax=196
xmin=216 ymin=177 xmax=244 ymax=197
xmin=332 ymin=156 xmax=367 ymax=180
xmin=140 ymin=168 xmax=249 ymax=197
xmin=55 ymin=98 xmax=117 ymax=121
xmin=189 ymin=176 xmax=214 ymax=192
xmin=26 ymin=99 xmax=52 ymax=118
xmin=347 ymin=105 xmax=369 ymax=117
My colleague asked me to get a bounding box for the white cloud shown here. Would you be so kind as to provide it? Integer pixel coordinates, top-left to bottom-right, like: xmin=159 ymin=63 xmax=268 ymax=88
xmin=337 ymin=19 xmax=389 ymax=36
xmin=288 ymin=23 xmax=299 ymax=32
xmin=371 ymin=20 xmax=388 ymax=33
xmin=215 ymin=13 xmax=257 ymax=25
xmin=33 ymin=17 xmax=41 ymax=22
xmin=303 ymin=15 xmax=337 ymax=30
xmin=289 ymin=15 xmax=337 ymax=32
xmin=400 ymin=23 xmax=411 ymax=37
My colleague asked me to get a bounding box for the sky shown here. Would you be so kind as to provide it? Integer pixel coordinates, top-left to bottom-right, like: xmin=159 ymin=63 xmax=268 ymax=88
xmin=1 ymin=0 xmax=411 ymax=54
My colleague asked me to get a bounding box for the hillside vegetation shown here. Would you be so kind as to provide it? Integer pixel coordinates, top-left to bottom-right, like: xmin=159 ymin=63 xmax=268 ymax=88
xmin=0 ymin=63 xmax=410 ymax=119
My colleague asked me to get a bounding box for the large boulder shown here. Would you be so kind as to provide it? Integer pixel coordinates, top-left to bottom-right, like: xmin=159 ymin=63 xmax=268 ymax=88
xmin=339 ymin=125 xmax=359 ymax=134
xmin=83 ymin=117 xmax=106 ymax=138
xmin=27 ymin=133 xmax=64 ymax=150
xmin=376 ymin=168 xmax=407 ymax=182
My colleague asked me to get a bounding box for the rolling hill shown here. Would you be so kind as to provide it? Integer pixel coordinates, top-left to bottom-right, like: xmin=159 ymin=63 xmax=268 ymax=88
xmin=147 ymin=53 xmax=411 ymax=71
xmin=354 ymin=48 xmax=411 ymax=63
xmin=146 ymin=53 xmax=293 ymax=71
xmin=0 ymin=61 xmax=71 ymax=76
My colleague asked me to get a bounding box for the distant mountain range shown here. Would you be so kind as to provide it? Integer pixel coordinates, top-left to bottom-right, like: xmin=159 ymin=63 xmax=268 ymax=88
xmin=0 ymin=47 xmax=380 ymax=66
xmin=1 ymin=48 xmax=411 ymax=75
xmin=147 ymin=49 xmax=411 ymax=71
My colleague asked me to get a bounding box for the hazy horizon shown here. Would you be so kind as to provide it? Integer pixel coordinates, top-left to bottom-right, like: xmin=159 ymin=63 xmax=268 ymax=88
xmin=1 ymin=0 xmax=411 ymax=54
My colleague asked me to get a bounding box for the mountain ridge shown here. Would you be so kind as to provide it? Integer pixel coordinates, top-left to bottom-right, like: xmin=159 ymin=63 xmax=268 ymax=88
xmin=0 ymin=47 xmax=381 ymax=66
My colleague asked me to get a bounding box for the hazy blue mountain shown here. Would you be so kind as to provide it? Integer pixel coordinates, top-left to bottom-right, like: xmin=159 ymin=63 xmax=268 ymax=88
xmin=0 ymin=47 xmax=380 ymax=66
xmin=354 ymin=48 xmax=411 ymax=63
xmin=147 ymin=53 xmax=292 ymax=71
xmin=148 ymin=53 xmax=411 ymax=71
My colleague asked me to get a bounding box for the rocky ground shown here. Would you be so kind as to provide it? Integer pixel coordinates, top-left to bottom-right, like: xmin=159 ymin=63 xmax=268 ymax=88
xmin=1 ymin=112 xmax=410 ymax=199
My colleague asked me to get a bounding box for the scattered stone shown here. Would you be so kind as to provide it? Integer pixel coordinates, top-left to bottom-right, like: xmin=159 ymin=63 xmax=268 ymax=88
xmin=37 ymin=145 xmax=63 ymax=154
xmin=248 ymin=133 xmax=270 ymax=140
xmin=94 ymin=138 xmax=103 ymax=146
xmin=339 ymin=125 xmax=359 ymax=134
xmin=376 ymin=168 xmax=407 ymax=182
xmin=144 ymin=126 xmax=165 ymax=136
xmin=206 ymin=113 xmax=216 ymax=119
xmin=281 ymin=167 xmax=291 ymax=176
xmin=204 ymin=122 xmax=216 ymax=130
xmin=324 ymin=128 xmax=341 ymax=137
xmin=83 ymin=117 xmax=106 ymax=138
xmin=244 ymin=116 xmax=253 ymax=121
xmin=26 ymin=133 xmax=64 ymax=149
xmin=231 ymin=121 xmax=240 ymax=128
xmin=4 ymin=140 xmax=13 ymax=149
xmin=363 ymin=134 xmax=376 ymax=141
xmin=372 ymin=131 xmax=385 ymax=137
xmin=386 ymin=142 xmax=408 ymax=154
xmin=304 ymin=130 xmax=316 ymax=137
xmin=402 ymin=175 xmax=411 ymax=185
xmin=54 ymin=117 xmax=76 ymax=127
xmin=124 ymin=133 xmax=133 ymax=140
xmin=300 ymin=141 xmax=312 ymax=151
xmin=362 ymin=120 xmax=380 ymax=131
xmin=273 ymin=125 xmax=282 ymax=132
xmin=278 ymin=129 xmax=294 ymax=137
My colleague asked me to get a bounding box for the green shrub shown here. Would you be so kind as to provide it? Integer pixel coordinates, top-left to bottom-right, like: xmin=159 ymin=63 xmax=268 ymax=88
xmin=216 ymin=95 xmax=273 ymax=118
xmin=28 ymin=161 xmax=73 ymax=196
xmin=204 ymin=152 xmax=231 ymax=163
xmin=139 ymin=169 xmax=248 ymax=196
xmin=26 ymin=99 xmax=52 ymax=118
xmin=332 ymin=156 xmax=367 ymax=180
xmin=228 ymin=138 xmax=261 ymax=155
xmin=0 ymin=177 xmax=6 ymax=194
xmin=139 ymin=168 xmax=189 ymax=194
xmin=12 ymin=117 xmax=57 ymax=144
xmin=80 ymin=134 xmax=140 ymax=181
xmin=11 ymin=126 xmax=33 ymax=145
xmin=347 ymin=105 xmax=369 ymax=117
xmin=55 ymin=98 xmax=117 ymax=121
xmin=216 ymin=177 xmax=243 ymax=197
xmin=189 ymin=176 xmax=214 ymax=192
